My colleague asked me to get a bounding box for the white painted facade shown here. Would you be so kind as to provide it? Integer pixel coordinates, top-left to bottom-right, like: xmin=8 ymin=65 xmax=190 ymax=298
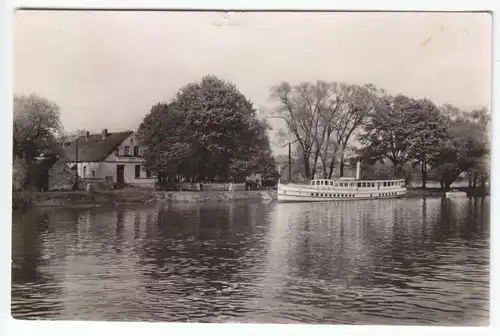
xmin=72 ymin=133 xmax=156 ymax=188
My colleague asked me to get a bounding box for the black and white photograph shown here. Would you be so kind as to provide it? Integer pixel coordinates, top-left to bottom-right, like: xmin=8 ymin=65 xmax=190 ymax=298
xmin=9 ymin=7 xmax=492 ymax=329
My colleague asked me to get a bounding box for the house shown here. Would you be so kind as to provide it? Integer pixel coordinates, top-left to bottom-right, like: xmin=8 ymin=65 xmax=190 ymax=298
xmin=59 ymin=128 xmax=155 ymax=189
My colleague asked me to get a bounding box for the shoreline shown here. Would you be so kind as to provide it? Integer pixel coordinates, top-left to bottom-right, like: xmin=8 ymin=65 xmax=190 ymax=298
xmin=18 ymin=189 xmax=277 ymax=208
xmin=13 ymin=186 xmax=489 ymax=209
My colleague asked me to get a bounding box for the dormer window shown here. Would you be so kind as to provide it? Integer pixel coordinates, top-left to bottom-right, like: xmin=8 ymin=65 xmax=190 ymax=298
xmin=124 ymin=146 xmax=130 ymax=156
xmin=133 ymin=146 xmax=139 ymax=156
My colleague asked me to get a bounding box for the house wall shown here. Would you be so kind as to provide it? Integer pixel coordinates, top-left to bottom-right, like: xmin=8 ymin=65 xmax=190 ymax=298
xmin=74 ymin=133 xmax=155 ymax=188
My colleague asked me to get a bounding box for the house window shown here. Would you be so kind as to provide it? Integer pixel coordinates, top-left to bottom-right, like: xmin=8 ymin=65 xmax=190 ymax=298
xmin=146 ymin=169 xmax=151 ymax=178
xmin=92 ymin=170 xmax=95 ymax=177
xmin=115 ymin=148 xmax=119 ymax=156
xmin=83 ymin=166 xmax=87 ymax=177
xmin=135 ymin=165 xmax=141 ymax=178
xmin=133 ymin=146 xmax=139 ymax=156
xmin=124 ymin=146 xmax=130 ymax=156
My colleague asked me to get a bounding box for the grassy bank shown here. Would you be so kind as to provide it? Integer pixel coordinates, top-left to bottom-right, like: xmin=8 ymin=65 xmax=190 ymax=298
xmin=21 ymin=188 xmax=277 ymax=208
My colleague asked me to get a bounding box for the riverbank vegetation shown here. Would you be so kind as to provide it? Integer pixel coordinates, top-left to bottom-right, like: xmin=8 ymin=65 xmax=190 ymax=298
xmin=268 ymin=81 xmax=489 ymax=190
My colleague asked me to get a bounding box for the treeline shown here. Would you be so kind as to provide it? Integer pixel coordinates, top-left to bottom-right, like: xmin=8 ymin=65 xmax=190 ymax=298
xmin=268 ymin=81 xmax=489 ymax=189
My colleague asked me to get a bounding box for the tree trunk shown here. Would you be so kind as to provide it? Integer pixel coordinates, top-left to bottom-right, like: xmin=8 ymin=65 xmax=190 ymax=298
xmin=327 ymin=152 xmax=337 ymax=179
xmin=473 ymin=173 xmax=478 ymax=188
xmin=468 ymin=172 xmax=473 ymax=188
xmin=303 ymin=152 xmax=311 ymax=180
xmin=321 ymin=155 xmax=328 ymax=179
xmin=339 ymin=155 xmax=345 ymax=177
xmin=440 ymin=179 xmax=445 ymax=189
xmin=421 ymin=159 xmax=427 ymax=189
xmin=338 ymin=144 xmax=348 ymax=177
xmin=311 ymin=148 xmax=321 ymax=180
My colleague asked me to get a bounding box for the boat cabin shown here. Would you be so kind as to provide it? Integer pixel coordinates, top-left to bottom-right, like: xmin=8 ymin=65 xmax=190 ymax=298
xmin=310 ymin=179 xmax=405 ymax=189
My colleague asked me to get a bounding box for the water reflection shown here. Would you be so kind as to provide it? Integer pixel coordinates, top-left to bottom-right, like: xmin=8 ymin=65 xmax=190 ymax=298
xmin=12 ymin=197 xmax=489 ymax=325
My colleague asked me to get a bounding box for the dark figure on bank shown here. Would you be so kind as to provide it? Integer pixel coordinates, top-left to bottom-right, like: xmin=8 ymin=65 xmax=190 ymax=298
xmin=245 ymin=180 xmax=252 ymax=191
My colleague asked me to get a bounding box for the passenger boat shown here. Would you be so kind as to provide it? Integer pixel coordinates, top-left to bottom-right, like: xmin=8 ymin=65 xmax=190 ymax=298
xmin=277 ymin=161 xmax=407 ymax=203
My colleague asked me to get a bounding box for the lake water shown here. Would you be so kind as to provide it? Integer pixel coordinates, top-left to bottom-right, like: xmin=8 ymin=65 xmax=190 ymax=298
xmin=11 ymin=196 xmax=489 ymax=325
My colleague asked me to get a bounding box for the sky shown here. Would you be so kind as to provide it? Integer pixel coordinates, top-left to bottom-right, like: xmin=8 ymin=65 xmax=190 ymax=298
xmin=13 ymin=10 xmax=492 ymax=154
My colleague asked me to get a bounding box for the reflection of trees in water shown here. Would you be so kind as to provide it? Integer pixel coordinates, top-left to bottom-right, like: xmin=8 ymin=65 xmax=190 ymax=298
xmin=138 ymin=202 xmax=274 ymax=303
xmin=269 ymin=197 xmax=489 ymax=296
xmin=11 ymin=208 xmax=72 ymax=319
xmin=433 ymin=197 xmax=489 ymax=242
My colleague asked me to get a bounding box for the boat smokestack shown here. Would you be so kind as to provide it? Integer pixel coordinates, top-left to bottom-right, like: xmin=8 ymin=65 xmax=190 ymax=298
xmin=356 ymin=159 xmax=361 ymax=180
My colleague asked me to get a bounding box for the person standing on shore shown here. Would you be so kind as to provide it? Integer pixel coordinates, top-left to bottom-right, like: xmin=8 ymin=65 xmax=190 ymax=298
xmin=228 ymin=182 xmax=234 ymax=192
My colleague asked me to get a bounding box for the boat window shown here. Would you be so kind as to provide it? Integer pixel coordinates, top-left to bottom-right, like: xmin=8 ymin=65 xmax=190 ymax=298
xmin=311 ymin=181 xmax=315 ymax=186
xmin=383 ymin=182 xmax=387 ymax=187
xmin=357 ymin=182 xmax=361 ymax=188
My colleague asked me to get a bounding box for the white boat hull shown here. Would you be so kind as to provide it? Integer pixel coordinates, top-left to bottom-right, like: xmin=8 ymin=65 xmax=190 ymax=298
xmin=277 ymin=181 xmax=407 ymax=203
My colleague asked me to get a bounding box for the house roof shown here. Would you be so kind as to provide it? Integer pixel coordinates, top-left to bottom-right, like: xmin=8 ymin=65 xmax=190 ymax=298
xmin=63 ymin=131 xmax=133 ymax=162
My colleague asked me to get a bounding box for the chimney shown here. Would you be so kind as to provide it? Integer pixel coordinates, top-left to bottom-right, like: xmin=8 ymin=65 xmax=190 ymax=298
xmin=85 ymin=131 xmax=90 ymax=140
xmin=355 ymin=158 xmax=361 ymax=180
xmin=101 ymin=128 xmax=108 ymax=140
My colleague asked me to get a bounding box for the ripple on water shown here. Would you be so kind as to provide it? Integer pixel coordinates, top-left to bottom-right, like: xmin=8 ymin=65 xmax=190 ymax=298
xmin=11 ymin=199 xmax=490 ymax=325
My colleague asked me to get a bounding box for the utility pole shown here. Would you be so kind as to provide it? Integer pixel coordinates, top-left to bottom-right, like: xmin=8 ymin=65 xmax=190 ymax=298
xmin=288 ymin=142 xmax=292 ymax=183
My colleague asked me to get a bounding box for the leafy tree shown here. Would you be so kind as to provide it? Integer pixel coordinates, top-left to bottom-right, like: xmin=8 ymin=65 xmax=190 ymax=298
xmin=429 ymin=111 xmax=489 ymax=189
xmin=13 ymin=94 xmax=62 ymax=189
xmin=137 ymin=76 xmax=276 ymax=183
xmin=358 ymin=94 xmax=416 ymax=177
xmin=406 ymin=99 xmax=448 ymax=188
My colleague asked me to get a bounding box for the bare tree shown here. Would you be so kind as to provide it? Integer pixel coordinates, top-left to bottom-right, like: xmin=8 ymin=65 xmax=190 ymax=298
xmin=269 ymin=81 xmax=320 ymax=179
xmin=327 ymin=84 xmax=380 ymax=177
xmin=269 ymin=81 xmax=380 ymax=180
